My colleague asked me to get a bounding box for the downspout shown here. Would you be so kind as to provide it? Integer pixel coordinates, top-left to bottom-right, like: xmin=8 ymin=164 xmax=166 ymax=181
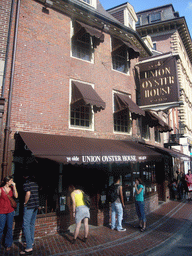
xmin=1 ymin=0 xmax=21 ymax=179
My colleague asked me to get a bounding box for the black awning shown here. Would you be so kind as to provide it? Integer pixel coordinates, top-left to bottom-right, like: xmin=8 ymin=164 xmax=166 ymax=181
xmin=76 ymin=21 xmax=104 ymax=42
xmin=144 ymin=111 xmax=172 ymax=132
xmin=112 ymin=38 xmax=140 ymax=60
xmin=19 ymin=132 xmax=162 ymax=165
xmin=71 ymin=81 xmax=106 ymax=113
xmin=140 ymin=143 xmax=190 ymax=161
xmin=114 ymin=93 xmax=145 ymax=119
xmin=123 ymin=40 xmax=140 ymax=59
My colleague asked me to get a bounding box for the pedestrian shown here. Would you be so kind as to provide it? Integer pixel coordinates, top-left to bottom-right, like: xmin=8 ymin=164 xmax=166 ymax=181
xmin=134 ymin=178 xmax=146 ymax=232
xmin=185 ymin=169 xmax=192 ymax=200
xmin=0 ymin=175 xmax=18 ymax=251
xmin=170 ymin=179 xmax=177 ymax=200
xmin=181 ymin=171 xmax=188 ymax=199
xmin=176 ymin=170 xmax=183 ymax=200
xmin=20 ymin=172 xmax=39 ymax=255
xmin=69 ymin=185 xmax=90 ymax=244
xmin=109 ymin=175 xmax=126 ymax=232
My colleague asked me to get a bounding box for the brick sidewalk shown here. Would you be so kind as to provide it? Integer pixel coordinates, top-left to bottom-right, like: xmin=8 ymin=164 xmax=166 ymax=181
xmin=1 ymin=200 xmax=192 ymax=256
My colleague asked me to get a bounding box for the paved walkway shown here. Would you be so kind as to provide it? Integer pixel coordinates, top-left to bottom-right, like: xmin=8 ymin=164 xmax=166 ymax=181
xmin=1 ymin=200 xmax=192 ymax=256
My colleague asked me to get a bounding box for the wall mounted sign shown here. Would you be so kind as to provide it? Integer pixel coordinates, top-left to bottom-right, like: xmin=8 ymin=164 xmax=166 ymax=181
xmin=138 ymin=56 xmax=179 ymax=109
xmin=66 ymin=155 xmax=147 ymax=164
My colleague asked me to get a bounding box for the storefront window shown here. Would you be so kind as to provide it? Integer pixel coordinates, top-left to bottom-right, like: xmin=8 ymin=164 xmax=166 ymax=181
xmin=13 ymin=135 xmax=60 ymax=216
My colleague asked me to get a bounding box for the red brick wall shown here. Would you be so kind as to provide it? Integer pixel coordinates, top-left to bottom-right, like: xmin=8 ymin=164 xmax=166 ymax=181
xmin=2 ymin=0 xmax=137 ymax=146
xmin=12 ymin=193 xmax=159 ymax=240
xmin=151 ymin=34 xmax=172 ymax=53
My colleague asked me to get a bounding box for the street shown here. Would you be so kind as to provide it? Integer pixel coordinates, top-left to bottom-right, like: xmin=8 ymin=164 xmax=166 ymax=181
xmin=1 ymin=200 xmax=192 ymax=255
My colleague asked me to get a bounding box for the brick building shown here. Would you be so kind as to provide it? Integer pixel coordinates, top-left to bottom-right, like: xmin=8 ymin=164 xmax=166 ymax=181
xmin=1 ymin=0 xmax=189 ymax=239
xmin=108 ymin=3 xmax=192 ymax=177
xmin=134 ymin=4 xmax=192 ymax=174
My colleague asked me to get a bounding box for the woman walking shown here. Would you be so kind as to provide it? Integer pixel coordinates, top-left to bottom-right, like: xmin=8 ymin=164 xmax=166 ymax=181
xmin=134 ymin=178 xmax=146 ymax=232
xmin=185 ymin=169 xmax=192 ymax=200
xmin=69 ymin=185 xmax=90 ymax=244
xmin=0 ymin=175 xmax=18 ymax=251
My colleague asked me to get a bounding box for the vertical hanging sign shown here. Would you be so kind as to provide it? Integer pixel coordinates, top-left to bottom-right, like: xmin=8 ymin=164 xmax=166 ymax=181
xmin=138 ymin=56 xmax=179 ymax=107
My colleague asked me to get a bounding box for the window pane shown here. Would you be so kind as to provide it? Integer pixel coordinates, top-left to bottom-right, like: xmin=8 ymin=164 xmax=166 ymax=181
xmin=82 ymin=0 xmax=91 ymax=4
xmin=70 ymin=105 xmax=91 ymax=128
xmin=151 ymin=12 xmax=161 ymax=22
xmin=112 ymin=43 xmax=129 ymax=74
xmin=114 ymin=109 xmax=132 ymax=133
xmin=72 ymin=32 xmax=92 ymax=61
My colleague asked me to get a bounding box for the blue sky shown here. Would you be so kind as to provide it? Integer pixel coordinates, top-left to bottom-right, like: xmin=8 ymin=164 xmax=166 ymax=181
xmin=100 ymin=0 xmax=192 ymax=37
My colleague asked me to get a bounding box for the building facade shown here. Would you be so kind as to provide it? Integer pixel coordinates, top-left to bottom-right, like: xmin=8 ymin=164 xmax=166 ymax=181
xmin=135 ymin=4 xmax=192 ymax=173
xmin=1 ymin=0 xmax=190 ymax=239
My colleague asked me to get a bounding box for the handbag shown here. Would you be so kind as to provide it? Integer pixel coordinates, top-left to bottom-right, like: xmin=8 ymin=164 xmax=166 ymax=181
xmin=83 ymin=191 xmax=91 ymax=208
xmin=4 ymin=189 xmax=17 ymax=209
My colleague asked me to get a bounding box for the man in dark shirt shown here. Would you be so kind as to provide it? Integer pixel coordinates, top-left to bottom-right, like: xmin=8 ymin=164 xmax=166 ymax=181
xmin=20 ymin=174 xmax=39 ymax=255
xmin=110 ymin=175 xmax=126 ymax=232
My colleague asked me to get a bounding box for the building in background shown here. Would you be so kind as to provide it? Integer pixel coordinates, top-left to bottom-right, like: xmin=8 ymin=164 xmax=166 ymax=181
xmin=136 ymin=4 xmax=192 ymax=173
xmin=108 ymin=3 xmax=192 ymax=175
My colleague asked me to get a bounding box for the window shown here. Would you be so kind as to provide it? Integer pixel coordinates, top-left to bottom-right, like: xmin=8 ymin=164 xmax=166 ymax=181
xmin=71 ymin=105 xmax=92 ymax=128
xmin=72 ymin=26 xmax=93 ymax=62
xmin=128 ymin=12 xmax=134 ymax=29
xmin=112 ymin=38 xmax=130 ymax=74
xmin=155 ymin=128 xmax=161 ymax=143
xmin=70 ymin=80 xmax=105 ymax=129
xmin=113 ymin=93 xmax=132 ymax=133
xmin=71 ymin=21 xmax=104 ymax=62
xmin=153 ymin=42 xmax=157 ymax=50
xmin=142 ymin=124 xmax=150 ymax=140
xmin=79 ymin=0 xmax=97 ymax=8
xmin=70 ymin=81 xmax=94 ymax=129
xmin=136 ymin=16 xmax=141 ymax=26
xmin=114 ymin=109 xmax=132 ymax=133
xmin=151 ymin=12 xmax=161 ymax=22
xmin=82 ymin=0 xmax=90 ymax=4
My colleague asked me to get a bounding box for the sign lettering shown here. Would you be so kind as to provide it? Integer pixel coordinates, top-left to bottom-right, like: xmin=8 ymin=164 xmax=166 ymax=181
xmin=138 ymin=57 xmax=179 ymax=107
xmin=66 ymin=155 xmax=147 ymax=163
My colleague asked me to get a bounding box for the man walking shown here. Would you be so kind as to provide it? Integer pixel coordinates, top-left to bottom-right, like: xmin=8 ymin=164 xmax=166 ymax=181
xmin=109 ymin=175 xmax=126 ymax=232
xmin=20 ymin=171 xmax=39 ymax=255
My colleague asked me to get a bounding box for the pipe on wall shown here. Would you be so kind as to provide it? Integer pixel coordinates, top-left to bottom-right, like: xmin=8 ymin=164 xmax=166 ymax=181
xmin=1 ymin=0 xmax=21 ymax=179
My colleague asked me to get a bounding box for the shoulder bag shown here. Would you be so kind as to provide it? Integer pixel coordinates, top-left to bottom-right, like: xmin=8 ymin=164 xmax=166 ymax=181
xmin=4 ymin=189 xmax=17 ymax=209
xmin=82 ymin=191 xmax=91 ymax=208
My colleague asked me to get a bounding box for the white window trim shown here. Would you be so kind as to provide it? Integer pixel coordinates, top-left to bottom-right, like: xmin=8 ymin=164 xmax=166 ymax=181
xmin=69 ymin=79 xmax=94 ymax=131
xmin=79 ymin=0 xmax=97 ymax=9
xmin=70 ymin=20 xmax=94 ymax=64
xmin=112 ymin=90 xmax=132 ymax=135
xmin=111 ymin=37 xmax=130 ymax=76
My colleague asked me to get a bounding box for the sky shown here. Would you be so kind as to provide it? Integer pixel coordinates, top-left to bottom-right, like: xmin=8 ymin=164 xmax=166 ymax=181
xmin=100 ymin=0 xmax=192 ymax=37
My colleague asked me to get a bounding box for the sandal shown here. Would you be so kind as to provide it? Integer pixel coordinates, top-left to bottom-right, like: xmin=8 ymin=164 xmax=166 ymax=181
xmin=82 ymin=237 xmax=87 ymax=243
xmin=134 ymin=225 xmax=142 ymax=229
xmin=71 ymin=239 xmax=76 ymax=244
xmin=140 ymin=227 xmax=146 ymax=232
xmin=20 ymin=250 xmax=33 ymax=255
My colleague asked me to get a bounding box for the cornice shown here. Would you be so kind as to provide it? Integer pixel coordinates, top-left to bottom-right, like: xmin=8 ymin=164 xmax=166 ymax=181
xmin=35 ymin=0 xmax=152 ymax=58
xmin=136 ymin=17 xmax=192 ymax=64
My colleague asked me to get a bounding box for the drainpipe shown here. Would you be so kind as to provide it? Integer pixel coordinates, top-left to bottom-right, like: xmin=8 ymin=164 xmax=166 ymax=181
xmin=1 ymin=0 xmax=21 ymax=179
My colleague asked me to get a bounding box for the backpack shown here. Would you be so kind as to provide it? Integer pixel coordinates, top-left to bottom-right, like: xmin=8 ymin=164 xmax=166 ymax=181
xmin=108 ymin=184 xmax=119 ymax=203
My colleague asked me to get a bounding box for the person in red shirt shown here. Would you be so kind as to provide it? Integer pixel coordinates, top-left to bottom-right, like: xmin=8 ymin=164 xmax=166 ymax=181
xmin=185 ymin=170 xmax=192 ymax=200
xmin=0 ymin=175 xmax=18 ymax=251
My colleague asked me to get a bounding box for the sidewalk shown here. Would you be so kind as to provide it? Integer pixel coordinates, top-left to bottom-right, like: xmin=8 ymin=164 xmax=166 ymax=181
xmin=1 ymin=200 xmax=192 ymax=256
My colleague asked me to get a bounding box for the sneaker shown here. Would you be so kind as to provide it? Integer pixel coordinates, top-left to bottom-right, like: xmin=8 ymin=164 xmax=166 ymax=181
xmin=117 ymin=228 xmax=126 ymax=232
